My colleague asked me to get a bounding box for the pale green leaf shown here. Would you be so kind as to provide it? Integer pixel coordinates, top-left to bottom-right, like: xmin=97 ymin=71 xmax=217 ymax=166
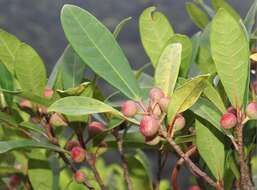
xmin=167 ymin=34 xmax=193 ymax=77
xmin=211 ymin=0 xmax=240 ymax=20
xmin=113 ymin=17 xmax=132 ymax=39
xmin=61 ymin=5 xmax=141 ymax=100
xmin=195 ymin=119 xmax=225 ymax=180
xmin=211 ymin=9 xmax=249 ymax=107
xmin=186 ymin=2 xmax=209 ymax=29
xmin=15 ymin=43 xmax=47 ymax=96
xmin=244 ymin=0 xmax=257 ymax=35
xmin=139 ymin=6 xmax=174 ymax=67
xmin=167 ymin=75 xmax=209 ymax=122
xmin=0 ymin=29 xmax=21 ymax=73
xmin=155 ymin=43 xmax=182 ymax=96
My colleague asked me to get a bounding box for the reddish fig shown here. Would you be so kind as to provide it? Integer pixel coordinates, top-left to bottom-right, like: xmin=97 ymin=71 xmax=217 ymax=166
xmin=49 ymin=113 xmax=68 ymax=127
xmin=220 ymin=113 xmax=237 ymax=129
xmin=19 ymin=99 xmax=32 ymax=109
xmin=227 ymin=106 xmax=237 ymax=116
xmin=9 ymin=175 xmax=20 ymax=187
xmin=121 ymin=100 xmax=138 ymax=117
xmin=149 ymin=87 xmax=165 ymax=102
xmin=74 ymin=170 xmax=86 ymax=183
xmin=88 ymin=121 xmax=105 ymax=137
xmin=139 ymin=115 xmax=159 ymax=137
xmin=174 ymin=114 xmax=186 ymax=131
xmin=65 ymin=140 xmax=80 ymax=151
xmin=246 ymin=102 xmax=257 ymax=119
xmin=158 ymin=97 xmax=170 ymax=112
xmin=188 ymin=185 xmax=201 ymax=190
xmin=71 ymin=147 xmax=86 ymax=163
xmin=44 ymin=87 xmax=53 ymax=98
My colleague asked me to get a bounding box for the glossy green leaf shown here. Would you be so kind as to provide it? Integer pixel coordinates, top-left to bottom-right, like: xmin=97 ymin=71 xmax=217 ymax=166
xmin=0 ymin=62 xmax=14 ymax=106
xmin=28 ymin=159 xmax=53 ymax=190
xmin=195 ymin=119 xmax=225 ymax=180
xmin=166 ymin=34 xmax=193 ymax=77
xmin=48 ymin=96 xmax=119 ymax=116
xmin=167 ymin=75 xmax=209 ymax=122
xmin=139 ymin=6 xmax=174 ymax=67
xmin=244 ymin=0 xmax=257 ymax=35
xmin=0 ymin=140 xmax=66 ymax=154
xmin=211 ymin=9 xmax=249 ymax=107
xmin=211 ymin=0 xmax=240 ymax=20
xmin=60 ymin=46 xmax=86 ymax=89
xmin=155 ymin=43 xmax=182 ymax=96
xmin=186 ymin=2 xmax=209 ymax=29
xmin=113 ymin=17 xmax=132 ymax=38
xmin=15 ymin=43 xmax=47 ymax=96
xmin=61 ymin=5 xmax=141 ymax=100
xmin=0 ymin=29 xmax=21 ymax=73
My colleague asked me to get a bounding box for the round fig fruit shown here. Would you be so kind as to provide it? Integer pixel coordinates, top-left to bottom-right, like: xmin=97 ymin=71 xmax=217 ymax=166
xmin=220 ymin=113 xmax=237 ymax=129
xmin=121 ymin=100 xmax=138 ymax=117
xmin=139 ymin=115 xmax=159 ymax=137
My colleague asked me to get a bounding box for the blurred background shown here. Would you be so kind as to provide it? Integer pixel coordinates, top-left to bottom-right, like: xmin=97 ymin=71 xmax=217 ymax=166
xmin=0 ymin=0 xmax=254 ymax=189
xmin=0 ymin=0 xmax=253 ymax=73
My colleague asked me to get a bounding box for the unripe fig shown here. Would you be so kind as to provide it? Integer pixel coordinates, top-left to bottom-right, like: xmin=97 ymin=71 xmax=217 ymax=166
xmin=149 ymin=87 xmax=165 ymax=102
xmin=121 ymin=100 xmax=138 ymax=117
xmin=220 ymin=113 xmax=237 ymax=129
xmin=246 ymin=102 xmax=257 ymax=119
xmin=19 ymin=99 xmax=32 ymax=109
xmin=188 ymin=185 xmax=201 ymax=190
xmin=74 ymin=170 xmax=86 ymax=183
xmin=44 ymin=87 xmax=53 ymax=98
xmin=158 ymin=97 xmax=170 ymax=112
xmin=88 ymin=121 xmax=105 ymax=137
xmin=174 ymin=114 xmax=186 ymax=131
xmin=71 ymin=147 xmax=86 ymax=163
xmin=9 ymin=175 xmax=20 ymax=187
xmin=227 ymin=106 xmax=237 ymax=116
xmin=65 ymin=140 xmax=80 ymax=151
xmin=49 ymin=113 xmax=68 ymax=127
xmin=139 ymin=115 xmax=159 ymax=137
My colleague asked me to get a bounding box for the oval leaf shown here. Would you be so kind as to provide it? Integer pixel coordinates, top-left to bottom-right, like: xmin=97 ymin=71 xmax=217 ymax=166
xmin=155 ymin=43 xmax=182 ymax=96
xmin=61 ymin=5 xmax=141 ymax=100
xmin=211 ymin=9 xmax=249 ymax=107
xmin=15 ymin=43 xmax=47 ymax=96
xmin=139 ymin=7 xmax=174 ymax=67
xmin=167 ymin=75 xmax=209 ymax=122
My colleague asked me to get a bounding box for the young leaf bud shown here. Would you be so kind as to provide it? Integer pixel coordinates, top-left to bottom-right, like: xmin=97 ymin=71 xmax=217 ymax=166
xmin=121 ymin=100 xmax=138 ymax=117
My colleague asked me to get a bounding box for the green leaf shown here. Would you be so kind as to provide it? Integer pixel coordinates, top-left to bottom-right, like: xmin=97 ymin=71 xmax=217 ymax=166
xmin=15 ymin=43 xmax=47 ymax=96
xmin=166 ymin=34 xmax=193 ymax=77
xmin=155 ymin=43 xmax=182 ymax=96
xmin=60 ymin=46 xmax=86 ymax=89
xmin=195 ymin=120 xmax=225 ymax=180
xmin=113 ymin=17 xmax=132 ymax=39
xmin=211 ymin=0 xmax=240 ymax=20
xmin=210 ymin=9 xmax=249 ymax=107
xmin=167 ymin=75 xmax=209 ymax=122
xmin=28 ymin=159 xmax=53 ymax=190
xmin=0 ymin=140 xmax=66 ymax=154
xmin=48 ymin=96 xmax=119 ymax=116
xmin=127 ymin=150 xmax=153 ymax=190
xmin=186 ymin=2 xmax=209 ymax=29
xmin=244 ymin=0 xmax=257 ymax=35
xmin=0 ymin=29 xmax=21 ymax=73
xmin=139 ymin=6 xmax=174 ymax=67
xmin=61 ymin=5 xmax=141 ymax=100
xmin=0 ymin=62 xmax=14 ymax=106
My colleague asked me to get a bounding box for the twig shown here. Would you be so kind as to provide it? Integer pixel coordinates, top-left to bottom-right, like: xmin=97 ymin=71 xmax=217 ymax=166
xmin=114 ymin=129 xmax=133 ymax=190
xmin=160 ymin=131 xmax=218 ymax=189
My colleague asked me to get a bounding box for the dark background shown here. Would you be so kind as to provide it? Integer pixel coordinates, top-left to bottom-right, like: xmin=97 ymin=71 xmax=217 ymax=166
xmin=0 ymin=0 xmax=254 ymax=189
xmin=0 ymin=0 xmax=253 ymax=74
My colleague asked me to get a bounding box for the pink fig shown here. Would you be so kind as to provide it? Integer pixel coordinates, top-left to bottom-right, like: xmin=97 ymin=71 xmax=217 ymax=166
xmin=158 ymin=97 xmax=170 ymax=112
xmin=88 ymin=121 xmax=105 ymax=137
xmin=227 ymin=106 xmax=237 ymax=116
xmin=139 ymin=115 xmax=159 ymax=137
xmin=121 ymin=100 xmax=138 ymax=117
xmin=65 ymin=140 xmax=80 ymax=151
xmin=188 ymin=185 xmax=202 ymax=190
xmin=246 ymin=102 xmax=257 ymax=119
xmin=149 ymin=87 xmax=165 ymax=102
xmin=19 ymin=99 xmax=32 ymax=109
xmin=74 ymin=170 xmax=86 ymax=183
xmin=220 ymin=113 xmax=237 ymax=129
xmin=71 ymin=147 xmax=86 ymax=163
xmin=174 ymin=114 xmax=186 ymax=131
xmin=44 ymin=87 xmax=53 ymax=98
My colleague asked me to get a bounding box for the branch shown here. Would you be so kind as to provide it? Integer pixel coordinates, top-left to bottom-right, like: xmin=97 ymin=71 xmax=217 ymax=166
xmin=160 ymin=131 xmax=218 ymax=189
